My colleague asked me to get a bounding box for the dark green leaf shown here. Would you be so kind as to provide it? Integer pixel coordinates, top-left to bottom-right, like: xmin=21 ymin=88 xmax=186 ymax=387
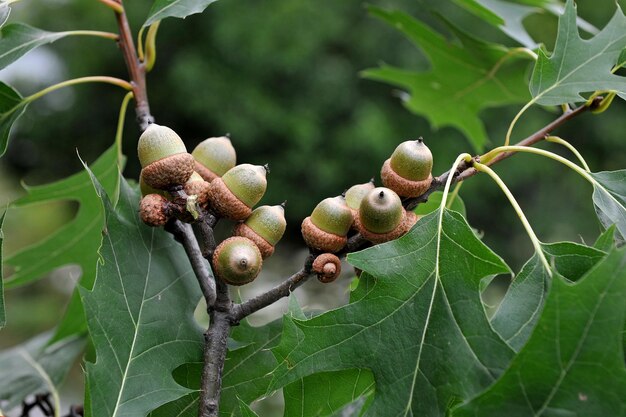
xmin=0 ymin=211 xmax=5 ymax=329
xmin=0 ymin=332 xmax=85 ymax=412
xmin=237 ymin=399 xmax=259 ymax=417
xmin=5 ymin=145 xmax=120 ymax=343
xmin=144 ymin=0 xmax=218 ymax=27
xmin=0 ymin=23 xmax=70 ymax=70
xmin=453 ymin=248 xmax=626 ymax=416
xmin=0 ymin=80 xmax=26 ymax=157
xmin=529 ymin=0 xmax=626 ymax=105
xmin=270 ymin=209 xmax=514 ymax=416
xmin=328 ymin=396 xmax=369 ymax=417
xmin=81 ymin=178 xmax=203 ymax=417
xmin=594 ymin=225 xmax=616 ymax=252
xmin=590 ymin=170 xmax=626 ymax=243
xmin=363 ymin=8 xmax=531 ymax=150
xmin=491 ymin=242 xmax=605 ymax=351
xmin=414 ymin=190 xmax=466 ymax=217
xmin=283 ymin=369 xmax=375 ymax=417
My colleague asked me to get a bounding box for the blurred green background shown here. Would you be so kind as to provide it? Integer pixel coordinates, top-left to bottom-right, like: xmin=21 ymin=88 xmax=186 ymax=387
xmin=0 ymin=0 xmax=625 ymax=411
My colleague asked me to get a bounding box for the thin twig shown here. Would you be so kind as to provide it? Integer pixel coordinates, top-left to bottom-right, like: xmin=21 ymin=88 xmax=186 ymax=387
xmin=113 ymin=0 xmax=153 ymax=130
xmin=231 ymin=254 xmax=315 ymax=322
xmin=165 ymin=220 xmax=217 ymax=307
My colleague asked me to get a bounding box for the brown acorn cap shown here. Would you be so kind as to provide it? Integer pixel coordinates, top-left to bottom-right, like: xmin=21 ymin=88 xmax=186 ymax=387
xmin=141 ymin=152 xmax=195 ymax=190
xmin=301 ymin=216 xmax=347 ymax=253
xmin=184 ymin=172 xmax=211 ymax=209
xmin=313 ymin=253 xmax=342 ymax=283
xmin=207 ymin=177 xmax=252 ymax=220
xmin=405 ymin=210 xmax=419 ymax=230
xmin=381 ymin=159 xmax=433 ymax=198
xmin=139 ymin=194 xmax=171 ymax=227
xmin=233 ymin=223 xmax=274 ymax=259
xmin=212 ymin=236 xmax=262 ymax=286
xmin=194 ymin=160 xmax=219 ymax=182
xmin=355 ymin=209 xmax=410 ymax=244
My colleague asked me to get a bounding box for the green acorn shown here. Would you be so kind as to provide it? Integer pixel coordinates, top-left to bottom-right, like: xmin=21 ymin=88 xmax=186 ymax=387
xmin=381 ymin=138 xmax=433 ymax=197
xmin=234 ymin=204 xmax=286 ymax=258
xmin=301 ymin=196 xmax=352 ymax=252
xmin=344 ymin=178 xmax=376 ymax=215
xmin=138 ymin=124 xmax=195 ymax=190
xmin=212 ymin=236 xmax=263 ymax=286
xmin=207 ymin=164 xmax=268 ymax=220
xmin=356 ymin=187 xmax=412 ymax=243
xmin=192 ymin=136 xmax=237 ymax=182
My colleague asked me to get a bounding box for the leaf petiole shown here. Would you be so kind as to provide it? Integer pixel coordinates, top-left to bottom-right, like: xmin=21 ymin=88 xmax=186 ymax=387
xmin=473 ymin=162 xmax=552 ymax=275
xmin=504 ymin=98 xmax=536 ymax=146
xmin=545 ymin=135 xmax=590 ymax=172
xmin=24 ymin=76 xmax=133 ymax=104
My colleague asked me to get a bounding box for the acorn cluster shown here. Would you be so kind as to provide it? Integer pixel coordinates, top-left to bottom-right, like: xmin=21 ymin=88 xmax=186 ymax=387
xmin=137 ymin=123 xmax=286 ymax=286
xmin=302 ymin=139 xmax=432 ymax=283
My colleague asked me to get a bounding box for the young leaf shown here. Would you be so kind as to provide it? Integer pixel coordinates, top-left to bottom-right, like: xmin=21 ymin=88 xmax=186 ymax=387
xmin=362 ymin=8 xmax=531 ymax=150
xmin=144 ymin=0 xmax=219 ymax=27
xmin=0 ymin=23 xmax=76 ymax=70
xmin=80 ymin=178 xmax=204 ymax=417
xmin=270 ymin=209 xmax=515 ymax=416
xmin=590 ymin=170 xmax=626 ymax=243
xmin=0 ymin=80 xmax=26 ymax=157
xmin=453 ymin=248 xmax=626 ymax=416
xmin=491 ymin=242 xmax=605 ymax=351
xmin=529 ymin=0 xmax=626 ymax=106
xmin=0 ymin=332 xmax=85 ymax=412
xmin=0 ymin=211 xmax=5 ymax=329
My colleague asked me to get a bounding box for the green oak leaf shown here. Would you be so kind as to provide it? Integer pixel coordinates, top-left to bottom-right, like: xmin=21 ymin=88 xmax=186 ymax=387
xmin=144 ymin=0 xmax=219 ymax=27
xmin=453 ymin=247 xmax=626 ymax=416
xmin=0 ymin=332 xmax=85 ymax=412
xmin=414 ymin=191 xmax=466 ymax=217
xmin=283 ymin=370 xmax=375 ymax=417
xmin=529 ymin=0 xmax=626 ymax=106
xmin=590 ymin=170 xmax=626 ymax=243
xmin=491 ymin=242 xmax=606 ymax=351
xmin=237 ymin=399 xmax=259 ymax=417
xmin=0 ymin=80 xmax=26 ymax=157
xmin=594 ymin=225 xmax=616 ymax=252
xmin=0 ymin=211 xmax=5 ymax=329
xmin=363 ymin=7 xmax=531 ymax=150
xmin=0 ymin=23 xmax=77 ymax=70
xmin=0 ymin=4 xmax=10 ymax=29
xmin=455 ymin=0 xmax=539 ymax=48
xmin=270 ymin=209 xmax=515 ymax=417
xmin=80 ymin=177 xmax=204 ymax=417
xmin=5 ymin=144 xmax=120 ymax=343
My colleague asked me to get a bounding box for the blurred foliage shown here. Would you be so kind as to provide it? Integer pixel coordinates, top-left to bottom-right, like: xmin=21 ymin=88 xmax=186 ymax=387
xmin=0 ymin=0 xmax=625 ymax=275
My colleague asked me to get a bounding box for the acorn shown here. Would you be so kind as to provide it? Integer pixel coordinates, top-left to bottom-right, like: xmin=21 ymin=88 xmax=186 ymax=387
xmin=138 ymin=124 xmax=195 ymax=190
xmin=312 ymin=253 xmax=342 ymax=283
xmin=139 ymin=172 xmax=168 ymax=198
xmin=381 ymin=138 xmax=433 ymax=197
xmin=355 ymin=187 xmax=411 ymax=244
xmin=207 ymin=164 xmax=268 ymax=220
xmin=184 ymin=172 xmax=211 ymax=209
xmin=301 ymin=196 xmax=352 ymax=252
xmin=234 ymin=203 xmax=286 ymax=259
xmin=344 ymin=179 xmax=375 ymax=217
xmin=139 ymin=193 xmax=173 ymax=227
xmin=192 ymin=136 xmax=237 ymax=182
xmin=212 ymin=236 xmax=263 ymax=286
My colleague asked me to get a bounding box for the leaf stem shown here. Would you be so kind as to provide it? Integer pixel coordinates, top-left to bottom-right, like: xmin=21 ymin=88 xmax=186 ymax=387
xmin=487 ymin=47 xmax=537 ymax=78
xmin=23 ymin=76 xmax=132 ymax=103
xmin=439 ymin=153 xmax=472 ymax=212
xmin=545 ymin=135 xmax=590 ymax=172
xmin=446 ymin=181 xmax=463 ymax=209
xmin=144 ymin=21 xmax=161 ymax=72
xmin=472 ymin=162 xmax=552 ymax=275
xmin=61 ymin=30 xmax=119 ymax=41
xmin=504 ymin=98 xmax=536 ymax=146
xmin=97 ymin=0 xmax=124 ymax=13
xmin=115 ymin=91 xmax=134 ymax=164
